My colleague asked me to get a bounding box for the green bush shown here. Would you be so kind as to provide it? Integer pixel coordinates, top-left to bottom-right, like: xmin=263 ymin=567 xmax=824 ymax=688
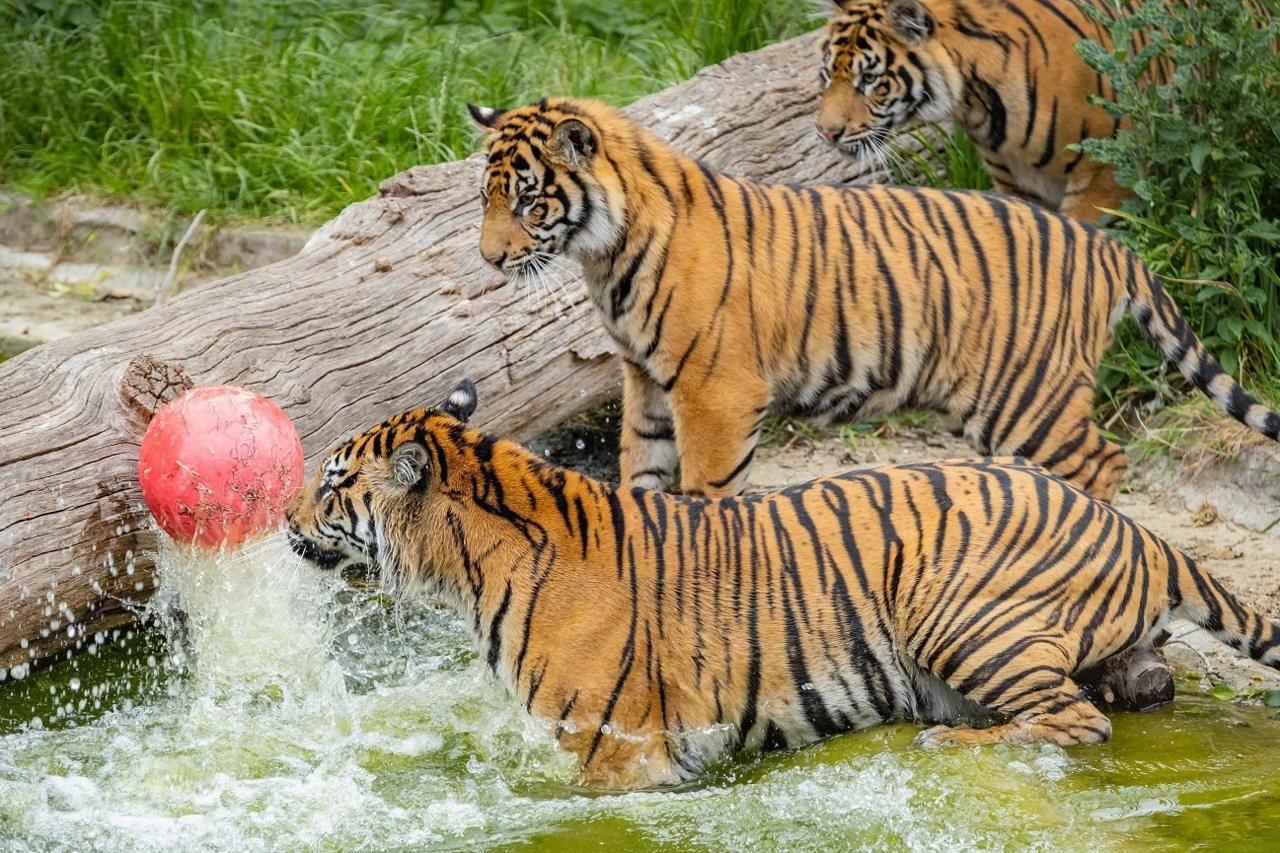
xmin=1075 ymin=0 xmax=1280 ymax=388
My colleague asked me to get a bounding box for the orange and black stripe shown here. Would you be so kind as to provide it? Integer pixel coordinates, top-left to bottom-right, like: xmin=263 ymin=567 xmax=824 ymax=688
xmin=470 ymin=98 xmax=1278 ymax=503
xmin=288 ymin=393 xmax=1280 ymax=789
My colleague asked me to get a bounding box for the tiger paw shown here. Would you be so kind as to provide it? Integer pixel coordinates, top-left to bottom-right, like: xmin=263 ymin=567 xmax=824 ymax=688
xmin=915 ymin=725 xmax=962 ymax=748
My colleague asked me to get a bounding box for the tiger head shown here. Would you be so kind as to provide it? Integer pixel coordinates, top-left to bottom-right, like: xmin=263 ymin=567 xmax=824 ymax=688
xmin=817 ymin=0 xmax=960 ymax=163
xmin=286 ymin=379 xmax=481 ymax=581
xmin=466 ymin=99 xmax=627 ymax=279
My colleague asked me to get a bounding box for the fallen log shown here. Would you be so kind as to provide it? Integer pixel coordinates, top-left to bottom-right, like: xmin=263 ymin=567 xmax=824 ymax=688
xmin=0 ymin=33 xmax=916 ymax=673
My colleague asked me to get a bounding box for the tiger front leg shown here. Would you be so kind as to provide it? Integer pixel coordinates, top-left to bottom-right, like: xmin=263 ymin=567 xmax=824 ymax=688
xmin=670 ymin=382 xmax=769 ymax=498
xmin=916 ymin=674 xmax=1112 ymax=749
xmin=619 ymin=360 xmax=679 ymax=492
xmin=916 ymin=636 xmax=1112 ymax=750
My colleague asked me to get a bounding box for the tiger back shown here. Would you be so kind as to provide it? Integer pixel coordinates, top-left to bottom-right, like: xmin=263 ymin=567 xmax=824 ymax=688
xmin=287 ymin=382 xmax=1280 ymax=789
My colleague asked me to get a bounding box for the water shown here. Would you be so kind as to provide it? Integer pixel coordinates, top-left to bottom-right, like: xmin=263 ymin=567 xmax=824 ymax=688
xmin=1 ymin=535 xmax=1278 ymax=852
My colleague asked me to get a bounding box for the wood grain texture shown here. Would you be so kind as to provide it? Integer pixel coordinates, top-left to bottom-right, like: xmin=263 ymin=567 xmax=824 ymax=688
xmin=0 ymin=33 xmax=924 ymax=671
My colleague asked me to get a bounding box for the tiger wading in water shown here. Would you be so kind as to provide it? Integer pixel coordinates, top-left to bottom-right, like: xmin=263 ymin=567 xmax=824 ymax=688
xmin=815 ymin=0 xmax=1174 ymax=223
xmin=465 ymin=97 xmax=1279 ymax=504
xmin=287 ymin=381 xmax=1280 ymax=790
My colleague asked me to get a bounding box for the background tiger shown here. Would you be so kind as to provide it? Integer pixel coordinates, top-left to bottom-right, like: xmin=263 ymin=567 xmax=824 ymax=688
xmin=816 ymin=0 xmax=1168 ymax=223
xmin=466 ymin=97 xmax=1279 ymax=503
xmin=287 ymin=380 xmax=1280 ymax=790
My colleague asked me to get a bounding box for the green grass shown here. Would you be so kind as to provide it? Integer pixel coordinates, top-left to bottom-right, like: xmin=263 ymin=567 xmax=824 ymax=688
xmin=890 ymin=125 xmax=992 ymax=193
xmin=0 ymin=0 xmax=818 ymax=223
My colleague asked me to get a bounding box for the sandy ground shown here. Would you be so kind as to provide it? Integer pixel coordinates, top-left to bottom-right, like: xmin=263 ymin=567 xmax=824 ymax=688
xmin=749 ymin=426 xmax=1280 ymax=693
xmin=0 ymin=271 xmax=143 ymax=356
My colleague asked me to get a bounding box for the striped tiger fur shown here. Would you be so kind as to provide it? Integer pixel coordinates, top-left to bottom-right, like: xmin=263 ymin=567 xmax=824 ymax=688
xmin=466 ymin=97 xmax=1280 ymax=502
xmin=286 ymin=380 xmax=1280 ymax=790
xmin=816 ymin=0 xmax=1176 ymax=223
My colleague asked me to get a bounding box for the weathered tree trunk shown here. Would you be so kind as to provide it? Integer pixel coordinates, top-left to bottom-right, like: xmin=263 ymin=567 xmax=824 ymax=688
xmin=0 ymin=34 xmax=916 ymax=673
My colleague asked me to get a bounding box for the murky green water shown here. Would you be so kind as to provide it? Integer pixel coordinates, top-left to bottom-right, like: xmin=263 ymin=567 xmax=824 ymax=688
xmin=1 ymin=536 xmax=1277 ymax=852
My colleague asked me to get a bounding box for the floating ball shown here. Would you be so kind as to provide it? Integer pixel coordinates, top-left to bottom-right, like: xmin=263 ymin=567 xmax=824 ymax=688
xmin=138 ymin=386 xmax=304 ymax=548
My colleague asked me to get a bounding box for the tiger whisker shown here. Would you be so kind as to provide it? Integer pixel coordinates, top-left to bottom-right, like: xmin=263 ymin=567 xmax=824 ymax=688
xmin=519 ymin=255 xmax=557 ymax=312
xmin=532 ymin=251 xmax=580 ymax=314
xmin=530 ymin=254 xmax=564 ymax=314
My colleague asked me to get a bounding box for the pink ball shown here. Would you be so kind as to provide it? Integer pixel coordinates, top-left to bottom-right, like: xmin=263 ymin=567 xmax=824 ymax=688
xmin=137 ymin=386 xmax=304 ymax=548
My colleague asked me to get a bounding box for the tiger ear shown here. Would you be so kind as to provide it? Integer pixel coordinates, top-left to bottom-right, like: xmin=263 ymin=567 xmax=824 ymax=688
xmin=467 ymin=104 xmax=505 ymax=130
xmin=438 ymin=378 xmax=479 ymax=422
xmin=887 ymin=0 xmax=933 ymax=44
xmin=548 ymin=118 xmax=596 ymax=167
xmin=389 ymin=441 xmax=430 ymax=489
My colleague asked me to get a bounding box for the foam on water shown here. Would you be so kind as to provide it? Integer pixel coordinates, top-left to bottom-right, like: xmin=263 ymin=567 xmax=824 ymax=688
xmin=0 ymin=535 xmax=568 ymax=850
xmin=1 ymin=534 xmax=1278 ymax=851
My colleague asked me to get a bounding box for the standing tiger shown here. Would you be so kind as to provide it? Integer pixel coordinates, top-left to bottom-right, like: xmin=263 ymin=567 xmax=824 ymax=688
xmin=466 ymin=97 xmax=1279 ymax=503
xmin=287 ymin=380 xmax=1280 ymax=790
xmin=816 ymin=0 xmax=1162 ymax=223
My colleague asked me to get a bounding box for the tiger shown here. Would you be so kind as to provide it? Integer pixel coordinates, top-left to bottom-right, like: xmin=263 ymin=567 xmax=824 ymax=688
xmin=286 ymin=379 xmax=1280 ymax=790
xmin=465 ymin=97 xmax=1280 ymax=504
xmin=816 ymin=0 xmax=1169 ymax=223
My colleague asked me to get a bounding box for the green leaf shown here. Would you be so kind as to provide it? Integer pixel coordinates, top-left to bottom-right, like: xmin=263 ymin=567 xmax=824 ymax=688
xmin=1218 ymin=315 xmax=1244 ymax=342
xmin=1219 ymin=349 xmax=1239 ymax=376
xmin=1245 ymin=318 xmax=1273 ymax=340
xmin=1243 ymin=220 xmax=1280 ymax=241
xmin=1189 ymin=142 xmax=1212 ymax=174
xmin=1209 ymin=683 xmax=1237 ymax=701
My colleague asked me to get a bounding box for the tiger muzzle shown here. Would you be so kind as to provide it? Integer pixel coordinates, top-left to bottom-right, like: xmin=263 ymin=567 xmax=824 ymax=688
xmin=287 ymin=526 xmax=345 ymax=570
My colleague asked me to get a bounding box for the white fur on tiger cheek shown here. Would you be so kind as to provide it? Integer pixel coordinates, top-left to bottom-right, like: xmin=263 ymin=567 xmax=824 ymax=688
xmin=569 ymin=183 xmax=624 ymax=257
xmin=915 ymin=63 xmax=958 ymax=127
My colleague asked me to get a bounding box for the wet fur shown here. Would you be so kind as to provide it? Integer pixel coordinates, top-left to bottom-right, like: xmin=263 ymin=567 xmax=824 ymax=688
xmin=288 ymin=395 xmax=1280 ymax=789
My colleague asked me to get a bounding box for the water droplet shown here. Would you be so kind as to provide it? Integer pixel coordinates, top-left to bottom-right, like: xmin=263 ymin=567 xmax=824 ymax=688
xmin=574 ymin=439 xmax=586 ymax=450
xmin=69 ymin=677 xmax=81 ymax=691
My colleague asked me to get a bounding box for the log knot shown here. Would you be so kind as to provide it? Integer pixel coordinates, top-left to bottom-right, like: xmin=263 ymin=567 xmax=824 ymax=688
xmin=120 ymin=353 xmax=196 ymax=432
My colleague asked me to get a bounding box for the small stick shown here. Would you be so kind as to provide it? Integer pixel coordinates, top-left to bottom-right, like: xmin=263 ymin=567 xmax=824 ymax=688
xmin=1166 ymin=627 xmax=1219 ymax=680
xmin=156 ymin=209 xmax=206 ymax=306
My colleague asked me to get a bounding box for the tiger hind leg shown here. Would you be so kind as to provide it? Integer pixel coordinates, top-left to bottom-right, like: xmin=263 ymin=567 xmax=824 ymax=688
xmin=1060 ymin=161 xmax=1129 ymax=225
xmin=1038 ymin=419 xmax=1129 ymax=503
xmin=916 ymin=674 xmax=1112 ymax=749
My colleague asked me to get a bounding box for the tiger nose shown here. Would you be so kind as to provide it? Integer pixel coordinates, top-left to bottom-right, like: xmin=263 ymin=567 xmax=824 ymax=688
xmin=481 ymin=247 xmax=507 ymax=270
xmin=817 ymin=121 xmax=843 ymax=143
